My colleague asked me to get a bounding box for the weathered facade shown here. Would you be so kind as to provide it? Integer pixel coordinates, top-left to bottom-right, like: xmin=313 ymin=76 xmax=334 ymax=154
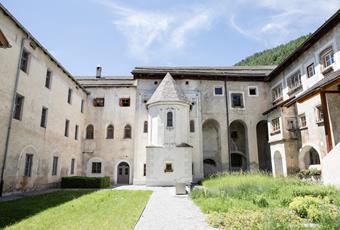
xmin=0 ymin=4 xmax=339 ymax=195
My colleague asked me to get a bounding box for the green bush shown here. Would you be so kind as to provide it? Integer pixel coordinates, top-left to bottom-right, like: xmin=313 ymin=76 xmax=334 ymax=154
xmin=253 ymin=195 xmax=269 ymax=208
xmin=61 ymin=176 xmax=110 ymax=188
xmin=289 ymin=196 xmax=340 ymax=223
xmin=297 ymin=169 xmax=321 ymax=179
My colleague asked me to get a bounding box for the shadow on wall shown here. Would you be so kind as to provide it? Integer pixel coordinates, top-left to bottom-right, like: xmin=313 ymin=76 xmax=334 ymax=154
xmin=0 ymin=190 xmax=94 ymax=228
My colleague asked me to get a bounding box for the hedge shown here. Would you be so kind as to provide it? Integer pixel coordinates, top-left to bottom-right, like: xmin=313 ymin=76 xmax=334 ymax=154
xmin=61 ymin=176 xmax=111 ymax=188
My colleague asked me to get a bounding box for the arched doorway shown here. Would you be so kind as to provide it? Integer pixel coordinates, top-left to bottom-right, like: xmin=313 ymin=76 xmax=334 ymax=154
xmin=229 ymin=120 xmax=248 ymax=171
xmin=273 ymin=151 xmax=284 ymax=176
xmin=117 ymin=162 xmax=130 ymax=184
xmin=256 ymin=120 xmax=271 ymax=171
xmin=202 ymin=119 xmax=221 ymax=177
xmin=299 ymin=146 xmax=321 ymax=169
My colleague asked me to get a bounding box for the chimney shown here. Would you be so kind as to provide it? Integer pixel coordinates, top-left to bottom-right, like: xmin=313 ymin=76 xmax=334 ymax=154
xmin=96 ymin=65 xmax=102 ymax=78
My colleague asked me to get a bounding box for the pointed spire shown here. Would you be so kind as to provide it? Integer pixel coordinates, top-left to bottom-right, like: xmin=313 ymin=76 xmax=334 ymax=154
xmin=147 ymin=73 xmax=189 ymax=105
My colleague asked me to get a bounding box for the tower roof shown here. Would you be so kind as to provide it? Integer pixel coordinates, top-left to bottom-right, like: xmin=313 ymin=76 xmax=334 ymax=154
xmin=147 ymin=73 xmax=189 ymax=105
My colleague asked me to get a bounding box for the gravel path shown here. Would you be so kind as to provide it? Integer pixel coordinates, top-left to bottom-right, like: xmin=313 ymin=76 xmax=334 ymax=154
xmin=114 ymin=185 xmax=215 ymax=230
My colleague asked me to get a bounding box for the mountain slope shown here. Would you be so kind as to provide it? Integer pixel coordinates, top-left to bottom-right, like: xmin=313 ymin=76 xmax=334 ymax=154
xmin=235 ymin=35 xmax=310 ymax=66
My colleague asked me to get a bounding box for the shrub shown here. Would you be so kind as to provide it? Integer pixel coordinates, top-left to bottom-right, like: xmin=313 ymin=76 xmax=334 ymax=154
xmin=253 ymin=195 xmax=269 ymax=208
xmin=289 ymin=196 xmax=340 ymax=223
xmin=61 ymin=176 xmax=110 ymax=188
xmin=297 ymin=169 xmax=321 ymax=180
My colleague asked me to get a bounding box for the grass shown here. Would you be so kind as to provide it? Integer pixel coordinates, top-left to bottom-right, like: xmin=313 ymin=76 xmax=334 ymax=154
xmin=0 ymin=189 xmax=152 ymax=230
xmin=191 ymin=172 xmax=340 ymax=229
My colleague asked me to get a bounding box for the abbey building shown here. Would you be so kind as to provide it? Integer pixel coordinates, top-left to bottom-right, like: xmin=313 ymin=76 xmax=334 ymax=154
xmin=0 ymin=3 xmax=339 ymax=195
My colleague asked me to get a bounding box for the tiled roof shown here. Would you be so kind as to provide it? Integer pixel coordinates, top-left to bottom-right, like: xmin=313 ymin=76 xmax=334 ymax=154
xmin=147 ymin=73 xmax=190 ymax=105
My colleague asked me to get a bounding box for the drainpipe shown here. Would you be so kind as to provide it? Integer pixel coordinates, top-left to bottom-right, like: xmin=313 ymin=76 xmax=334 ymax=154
xmin=224 ymin=79 xmax=231 ymax=171
xmin=0 ymin=36 xmax=29 ymax=197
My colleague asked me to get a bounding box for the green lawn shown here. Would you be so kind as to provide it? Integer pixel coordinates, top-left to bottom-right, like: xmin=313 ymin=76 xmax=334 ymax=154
xmin=0 ymin=189 xmax=152 ymax=230
xmin=191 ymin=172 xmax=340 ymax=229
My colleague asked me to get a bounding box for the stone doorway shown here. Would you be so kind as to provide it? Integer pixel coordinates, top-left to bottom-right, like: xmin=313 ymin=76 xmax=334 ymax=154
xmin=117 ymin=162 xmax=130 ymax=184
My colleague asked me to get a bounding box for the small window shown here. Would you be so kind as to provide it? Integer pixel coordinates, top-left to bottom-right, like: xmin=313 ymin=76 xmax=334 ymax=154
xmin=124 ymin=124 xmax=132 ymax=139
xmin=298 ymin=114 xmax=307 ymax=128
xmin=190 ymin=120 xmax=195 ymax=132
xmin=93 ymin=98 xmax=105 ymax=107
xmin=272 ymin=84 xmax=283 ymax=102
xmin=92 ymin=162 xmax=102 ymax=174
xmin=24 ymin=154 xmax=33 ymax=177
xmin=164 ymin=163 xmax=173 ymax=173
xmin=231 ymin=93 xmax=244 ymax=108
xmin=287 ymin=71 xmax=302 ymax=91
xmin=154 ymin=81 xmax=158 ymax=85
xmin=271 ymin=118 xmax=280 ymax=133
xmin=81 ymin=100 xmax=84 ymax=113
xmin=70 ymin=158 xmax=75 ymax=175
xmin=143 ymin=121 xmax=148 ymax=133
xmin=45 ymin=70 xmax=52 ymax=89
xmin=67 ymin=88 xmax=72 ymax=104
xmin=52 ymin=156 xmax=58 ymax=176
xmin=248 ymin=87 xmax=257 ymax=96
xmin=86 ymin=124 xmax=94 ymax=139
xmin=13 ymin=93 xmax=24 ymax=120
xmin=40 ymin=107 xmax=48 ymax=128
xmin=320 ymin=47 xmax=334 ymax=69
xmin=143 ymin=163 xmax=146 ymax=176
xmin=166 ymin=111 xmax=173 ymax=127
xmin=75 ymin=125 xmax=79 ymax=140
xmin=119 ymin=98 xmax=130 ymax=107
xmin=64 ymin=119 xmax=70 ymax=137
xmin=106 ymin=125 xmax=114 ymax=139
xmin=185 ymin=81 xmax=189 ymax=85
xmin=214 ymin=87 xmax=223 ymax=96
xmin=315 ymin=105 xmax=324 ymax=123
xmin=20 ymin=49 xmax=29 ymax=73
xmin=306 ymin=63 xmax=315 ymax=78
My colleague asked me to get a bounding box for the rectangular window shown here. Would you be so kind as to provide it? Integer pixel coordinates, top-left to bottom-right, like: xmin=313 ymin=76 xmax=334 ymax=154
xmin=248 ymin=87 xmax=258 ymax=96
xmin=81 ymin=100 xmax=84 ymax=113
xmin=75 ymin=125 xmax=79 ymax=140
xmin=164 ymin=163 xmax=173 ymax=173
xmin=271 ymin=118 xmax=280 ymax=133
xmin=67 ymin=88 xmax=72 ymax=104
xmin=119 ymin=98 xmax=130 ymax=107
xmin=214 ymin=87 xmax=223 ymax=96
xmin=70 ymin=158 xmax=75 ymax=175
xmin=40 ymin=107 xmax=48 ymax=128
xmin=190 ymin=120 xmax=195 ymax=132
xmin=143 ymin=121 xmax=148 ymax=133
xmin=299 ymin=114 xmax=307 ymax=128
xmin=231 ymin=93 xmax=244 ymax=108
xmin=13 ymin=93 xmax=24 ymax=120
xmin=166 ymin=112 xmax=173 ymax=127
xmin=20 ymin=49 xmax=29 ymax=73
xmin=93 ymin=98 xmax=105 ymax=107
xmin=65 ymin=119 xmax=70 ymax=137
xmin=306 ymin=63 xmax=315 ymax=78
xmin=24 ymin=154 xmax=33 ymax=177
xmin=272 ymin=84 xmax=283 ymax=102
xmin=92 ymin=162 xmax=102 ymax=174
xmin=45 ymin=70 xmax=52 ymax=89
xmin=322 ymin=48 xmax=334 ymax=68
xmin=287 ymin=71 xmax=302 ymax=91
xmin=52 ymin=156 xmax=58 ymax=176
xmin=143 ymin=163 xmax=146 ymax=176
xmin=316 ymin=106 xmax=324 ymax=123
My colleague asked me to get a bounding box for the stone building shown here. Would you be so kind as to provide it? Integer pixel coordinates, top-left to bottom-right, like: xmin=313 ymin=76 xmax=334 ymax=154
xmin=0 ymin=3 xmax=339 ymax=195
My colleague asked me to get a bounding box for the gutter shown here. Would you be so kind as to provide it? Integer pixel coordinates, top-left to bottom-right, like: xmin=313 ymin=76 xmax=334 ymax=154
xmin=0 ymin=36 xmax=28 ymax=197
xmin=224 ymin=79 xmax=231 ymax=171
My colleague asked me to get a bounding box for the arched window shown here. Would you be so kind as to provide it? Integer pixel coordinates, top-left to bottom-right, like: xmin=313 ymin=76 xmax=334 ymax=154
xmin=190 ymin=120 xmax=195 ymax=132
xmin=86 ymin=125 xmax=94 ymax=139
xmin=167 ymin=111 xmax=173 ymax=127
xmin=143 ymin=121 xmax=148 ymax=133
xmin=124 ymin=125 xmax=132 ymax=139
xmin=106 ymin=125 xmax=114 ymax=139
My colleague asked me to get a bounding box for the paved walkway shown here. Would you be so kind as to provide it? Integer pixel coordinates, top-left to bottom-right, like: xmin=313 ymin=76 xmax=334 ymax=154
xmin=114 ymin=185 xmax=215 ymax=230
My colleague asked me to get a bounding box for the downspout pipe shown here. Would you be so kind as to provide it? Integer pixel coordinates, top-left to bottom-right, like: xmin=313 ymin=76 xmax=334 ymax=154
xmin=0 ymin=36 xmax=29 ymax=197
xmin=224 ymin=79 xmax=231 ymax=171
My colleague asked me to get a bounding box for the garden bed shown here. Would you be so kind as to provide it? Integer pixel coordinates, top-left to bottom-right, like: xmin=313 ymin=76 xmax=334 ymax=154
xmin=191 ymin=172 xmax=340 ymax=229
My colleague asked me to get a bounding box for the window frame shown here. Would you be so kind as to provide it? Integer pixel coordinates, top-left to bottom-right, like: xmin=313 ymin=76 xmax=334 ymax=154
xmin=119 ymin=98 xmax=131 ymax=107
xmin=271 ymin=118 xmax=281 ymax=134
xmin=64 ymin=119 xmax=70 ymax=137
xmin=86 ymin=124 xmax=94 ymax=139
xmin=67 ymin=88 xmax=72 ymax=104
xmin=190 ymin=120 xmax=195 ymax=133
xmin=106 ymin=124 xmax=114 ymax=139
xmin=20 ymin=49 xmax=30 ymax=73
xmin=13 ymin=93 xmax=24 ymax=120
xmin=91 ymin=162 xmax=102 ymax=174
xmin=298 ymin=113 xmax=307 ymax=129
xmin=45 ymin=69 xmax=52 ymax=89
xmin=52 ymin=156 xmax=59 ymax=176
xmin=315 ymin=105 xmax=324 ymax=123
xmin=93 ymin=97 xmax=105 ymax=107
xmin=143 ymin=121 xmax=148 ymax=133
xmin=306 ymin=63 xmax=315 ymax=78
xmin=286 ymin=70 xmax=302 ymax=92
xmin=248 ymin=86 xmax=258 ymax=97
xmin=24 ymin=153 xmax=33 ymax=177
xmin=229 ymin=91 xmax=245 ymax=109
xmin=166 ymin=111 xmax=174 ymax=128
xmin=70 ymin=158 xmax=75 ymax=175
xmin=75 ymin=124 xmax=79 ymax=140
xmin=124 ymin=124 xmax=132 ymax=139
xmin=81 ymin=100 xmax=84 ymax=113
xmin=271 ymin=83 xmax=283 ymax=103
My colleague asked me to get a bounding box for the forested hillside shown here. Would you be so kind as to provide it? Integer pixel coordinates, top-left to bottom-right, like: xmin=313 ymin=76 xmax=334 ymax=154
xmin=235 ymin=35 xmax=310 ymax=66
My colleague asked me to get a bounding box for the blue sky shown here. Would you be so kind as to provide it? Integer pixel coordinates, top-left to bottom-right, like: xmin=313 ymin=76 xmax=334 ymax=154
xmin=1 ymin=0 xmax=339 ymax=76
